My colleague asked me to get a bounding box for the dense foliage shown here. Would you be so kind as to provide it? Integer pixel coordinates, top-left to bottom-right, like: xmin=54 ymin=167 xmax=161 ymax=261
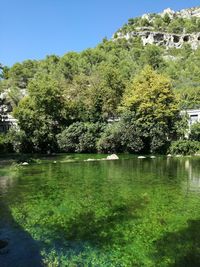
xmin=117 ymin=13 xmax=200 ymax=35
xmin=1 ymin=10 xmax=200 ymax=154
xmin=169 ymin=140 xmax=200 ymax=155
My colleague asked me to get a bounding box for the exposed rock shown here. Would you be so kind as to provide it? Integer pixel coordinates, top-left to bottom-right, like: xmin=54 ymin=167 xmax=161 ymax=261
xmin=167 ymin=154 xmax=172 ymax=157
xmin=115 ymin=31 xmax=200 ymax=50
xmin=138 ymin=156 xmax=146 ymax=159
xmin=150 ymin=156 xmax=156 ymax=159
xmin=161 ymin=8 xmax=175 ymax=19
xmin=107 ymin=154 xmax=119 ymax=160
xmin=114 ymin=7 xmax=200 ymax=50
xmin=21 ymin=162 xmax=29 ymax=166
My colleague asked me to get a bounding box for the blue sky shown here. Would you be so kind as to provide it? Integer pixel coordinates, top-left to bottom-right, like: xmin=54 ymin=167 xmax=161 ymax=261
xmin=1 ymin=0 xmax=200 ymax=66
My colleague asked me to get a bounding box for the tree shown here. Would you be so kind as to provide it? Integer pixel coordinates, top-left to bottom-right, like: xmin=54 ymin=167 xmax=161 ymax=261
xmin=121 ymin=66 xmax=179 ymax=152
xmin=142 ymin=45 xmax=164 ymax=70
xmin=13 ymin=73 xmax=68 ymax=152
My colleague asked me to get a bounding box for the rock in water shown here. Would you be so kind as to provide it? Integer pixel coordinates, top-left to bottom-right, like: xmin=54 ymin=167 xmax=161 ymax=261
xmin=138 ymin=156 xmax=146 ymax=159
xmin=107 ymin=154 xmax=119 ymax=160
xmin=22 ymin=162 xmax=29 ymax=166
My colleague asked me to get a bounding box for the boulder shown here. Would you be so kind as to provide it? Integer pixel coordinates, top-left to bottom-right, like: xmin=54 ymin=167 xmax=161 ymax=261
xmin=138 ymin=156 xmax=146 ymax=159
xmin=107 ymin=154 xmax=119 ymax=160
xmin=150 ymin=156 xmax=156 ymax=159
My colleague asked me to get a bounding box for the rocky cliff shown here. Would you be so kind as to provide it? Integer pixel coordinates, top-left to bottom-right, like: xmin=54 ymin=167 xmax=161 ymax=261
xmin=116 ymin=31 xmax=200 ymax=50
xmin=113 ymin=7 xmax=200 ymax=50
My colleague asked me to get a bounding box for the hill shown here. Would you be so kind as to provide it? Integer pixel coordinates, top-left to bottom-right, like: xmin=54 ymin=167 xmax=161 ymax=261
xmin=0 ymin=6 xmax=200 ymax=154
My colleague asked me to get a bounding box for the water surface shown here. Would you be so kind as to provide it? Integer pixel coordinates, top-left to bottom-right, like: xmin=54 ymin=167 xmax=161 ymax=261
xmin=0 ymin=155 xmax=200 ymax=266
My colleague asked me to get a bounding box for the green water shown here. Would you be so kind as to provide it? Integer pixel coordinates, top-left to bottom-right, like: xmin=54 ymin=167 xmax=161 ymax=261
xmin=0 ymin=155 xmax=200 ymax=266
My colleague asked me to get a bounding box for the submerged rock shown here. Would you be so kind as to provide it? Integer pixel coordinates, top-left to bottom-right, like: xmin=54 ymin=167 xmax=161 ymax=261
xmin=107 ymin=154 xmax=119 ymax=160
xmin=0 ymin=240 xmax=8 ymax=249
xmin=0 ymin=240 xmax=9 ymax=255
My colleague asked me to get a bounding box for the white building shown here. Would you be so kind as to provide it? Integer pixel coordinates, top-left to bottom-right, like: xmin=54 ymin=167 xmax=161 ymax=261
xmin=181 ymin=109 xmax=200 ymax=126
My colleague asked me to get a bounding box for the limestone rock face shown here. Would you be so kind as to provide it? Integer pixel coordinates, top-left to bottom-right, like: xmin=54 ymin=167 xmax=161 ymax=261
xmin=160 ymin=6 xmax=200 ymax=19
xmin=115 ymin=31 xmax=200 ymax=50
xmin=113 ymin=6 xmax=200 ymax=50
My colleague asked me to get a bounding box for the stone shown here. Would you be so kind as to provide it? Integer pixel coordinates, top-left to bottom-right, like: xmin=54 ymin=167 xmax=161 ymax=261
xmin=167 ymin=154 xmax=172 ymax=157
xmin=113 ymin=7 xmax=200 ymax=50
xmin=138 ymin=156 xmax=146 ymax=159
xmin=150 ymin=156 xmax=156 ymax=159
xmin=107 ymin=154 xmax=119 ymax=160
xmin=22 ymin=162 xmax=29 ymax=166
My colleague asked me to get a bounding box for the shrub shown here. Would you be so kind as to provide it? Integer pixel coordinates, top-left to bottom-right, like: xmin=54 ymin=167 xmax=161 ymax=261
xmin=57 ymin=122 xmax=105 ymax=153
xmin=6 ymin=128 xmax=33 ymax=153
xmin=0 ymin=133 xmax=13 ymax=153
xmin=169 ymin=140 xmax=200 ymax=155
xmin=97 ymin=123 xmax=123 ymax=153
xmin=190 ymin=122 xmax=200 ymax=141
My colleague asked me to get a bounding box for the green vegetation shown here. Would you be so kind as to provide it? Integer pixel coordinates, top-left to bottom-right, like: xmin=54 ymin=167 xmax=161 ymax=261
xmin=1 ymin=155 xmax=200 ymax=266
xmin=118 ymin=13 xmax=200 ymax=35
xmin=1 ymin=10 xmax=200 ymax=154
xmin=169 ymin=140 xmax=200 ymax=155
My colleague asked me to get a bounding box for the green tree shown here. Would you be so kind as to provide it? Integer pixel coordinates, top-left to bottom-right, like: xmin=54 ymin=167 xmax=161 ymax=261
xmin=142 ymin=45 xmax=164 ymax=70
xmin=122 ymin=66 xmax=179 ymax=152
xmin=13 ymin=74 xmax=68 ymax=152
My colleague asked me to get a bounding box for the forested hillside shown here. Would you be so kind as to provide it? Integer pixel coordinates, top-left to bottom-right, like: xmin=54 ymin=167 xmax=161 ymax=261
xmin=0 ymin=7 xmax=200 ymax=154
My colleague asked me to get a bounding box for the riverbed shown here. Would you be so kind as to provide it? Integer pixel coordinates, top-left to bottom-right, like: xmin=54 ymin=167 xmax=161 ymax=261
xmin=0 ymin=154 xmax=200 ymax=266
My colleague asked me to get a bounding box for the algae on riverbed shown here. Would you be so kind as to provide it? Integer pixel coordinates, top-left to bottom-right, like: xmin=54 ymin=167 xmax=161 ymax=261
xmin=0 ymin=155 xmax=200 ymax=266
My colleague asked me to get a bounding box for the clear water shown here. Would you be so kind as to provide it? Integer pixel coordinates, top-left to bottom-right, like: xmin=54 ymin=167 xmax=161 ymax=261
xmin=0 ymin=155 xmax=200 ymax=266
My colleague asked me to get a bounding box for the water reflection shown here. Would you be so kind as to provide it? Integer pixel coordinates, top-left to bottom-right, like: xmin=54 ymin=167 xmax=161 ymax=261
xmin=185 ymin=159 xmax=200 ymax=192
xmin=0 ymin=156 xmax=200 ymax=266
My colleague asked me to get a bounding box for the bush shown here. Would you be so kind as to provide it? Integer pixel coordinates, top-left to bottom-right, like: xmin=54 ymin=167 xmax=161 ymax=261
xmin=0 ymin=133 xmax=13 ymax=153
xmin=190 ymin=122 xmax=200 ymax=141
xmin=169 ymin=140 xmax=200 ymax=155
xmin=6 ymin=128 xmax=33 ymax=153
xmin=97 ymin=123 xmax=123 ymax=153
xmin=57 ymin=122 xmax=105 ymax=153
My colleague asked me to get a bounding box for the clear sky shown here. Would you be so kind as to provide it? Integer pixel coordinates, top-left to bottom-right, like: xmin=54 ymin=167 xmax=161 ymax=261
xmin=1 ymin=0 xmax=200 ymax=66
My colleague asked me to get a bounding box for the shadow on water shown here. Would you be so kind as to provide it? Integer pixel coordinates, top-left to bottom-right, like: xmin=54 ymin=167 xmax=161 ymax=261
xmin=0 ymin=198 xmax=43 ymax=267
xmin=155 ymin=219 xmax=200 ymax=267
xmin=55 ymin=196 xmax=149 ymax=248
